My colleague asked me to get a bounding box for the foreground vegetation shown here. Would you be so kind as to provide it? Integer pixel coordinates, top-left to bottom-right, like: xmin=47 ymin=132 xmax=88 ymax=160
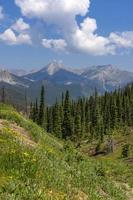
xmin=0 ymin=103 xmax=133 ymax=199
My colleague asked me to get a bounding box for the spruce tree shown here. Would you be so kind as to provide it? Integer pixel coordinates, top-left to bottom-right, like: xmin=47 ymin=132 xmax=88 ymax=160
xmin=62 ymin=91 xmax=72 ymax=139
xmin=53 ymin=101 xmax=62 ymax=138
xmin=74 ymin=101 xmax=82 ymax=140
xmin=85 ymin=100 xmax=90 ymax=136
xmin=47 ymin=107 xmax=53 ymax=133
xmin=38 ymin=85 xmax=45 ymax=127
xmin=29 ymin=102 xmax=33 ymax=119
xmin=24 ymin=88 xmax=28 ymax=114
xmin=35 ymin=98 xmax=39 ymax=123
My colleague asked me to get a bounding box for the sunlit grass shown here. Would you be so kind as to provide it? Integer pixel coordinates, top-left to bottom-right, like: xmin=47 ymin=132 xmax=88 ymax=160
xmin=0 ymin=104 xmax=133 ymax=199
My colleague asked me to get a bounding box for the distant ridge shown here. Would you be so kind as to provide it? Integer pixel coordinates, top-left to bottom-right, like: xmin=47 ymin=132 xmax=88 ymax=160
xmin=0 ymin=62 xmax=133 ymax=104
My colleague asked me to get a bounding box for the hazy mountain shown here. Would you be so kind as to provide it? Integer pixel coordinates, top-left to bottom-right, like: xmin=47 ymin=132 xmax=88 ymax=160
xmin=0 ymin=62 xmax=133 ymax=105
xmin=81 ymin=65 xmax=133 ymax=91
xmin=24 ymin=61 xmax=84 ymax=85
xmin=9 ymin=68 xmax=39 ymax=77
xmin=24 ymin=62 xmax=133 ymax=92
xmin=0 ymin=70 xmax=17 ymax=85
xmin=8 ymin=69 xmax=28 ymax=77
xmin=0 ymin=69 xmax=30 ymax=87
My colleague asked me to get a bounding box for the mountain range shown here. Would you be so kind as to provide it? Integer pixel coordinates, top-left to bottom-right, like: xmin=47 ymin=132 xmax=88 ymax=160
xmin=0 ymin=61 xmax=133 ymax=105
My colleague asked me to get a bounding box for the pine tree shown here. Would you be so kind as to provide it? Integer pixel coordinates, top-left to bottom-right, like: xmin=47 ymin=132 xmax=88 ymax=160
xmin=29 ymin=102 xmax=33 ymax=119
xmin=35 ymin=98 xmax=39 ymax=123
xmin=32 ymin=103 xmax=36 ymax=122
xmin=74 ymin=101 xmax=82 ymax=140
xmin=61 ymin=92 xmax=64 ymax=106
xmin=47 ymin=107 xmax=53 ymax=133
xmin=103 ymin=92 xmax=111 ymax=134
xmin=53 ymin=101 xmax=62 ymax=138
xmin=80 ymin=98 xmax=86 ymax=138
xmin=38 ymin=85 xmax=45 ymax=127
xmin=62 ymin=91 xmax=72 ymax=139
xmin=85 ymin=100 xmax=90 ymax=136
xmin=24 ymin=88 xmax=28 ymax=115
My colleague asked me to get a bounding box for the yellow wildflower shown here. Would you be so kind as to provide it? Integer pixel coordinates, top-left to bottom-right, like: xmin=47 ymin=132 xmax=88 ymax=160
xmin=23 ymin=152 xmax=29 ymax=157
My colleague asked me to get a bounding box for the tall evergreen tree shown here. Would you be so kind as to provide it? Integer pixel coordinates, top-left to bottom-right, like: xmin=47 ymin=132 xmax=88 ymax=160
xmin=74 ymin=101 xmax=82 ymax=140
xmin=47 ymin=107 xmax=53 ymax=133
xmin=24 ymin=88 xmax=28 ymax=115
xmin=53 ymin=101 xmax=62 ymax=138
xmin=38 ymin=85 xmax=45 ymax=127
xmin=29 ymin=102 xmax=33 ymax=119
xmin=62 ymin=91 xmax=72 ymax=139
xmin=34 ymin=98 xmax=39 ymax=123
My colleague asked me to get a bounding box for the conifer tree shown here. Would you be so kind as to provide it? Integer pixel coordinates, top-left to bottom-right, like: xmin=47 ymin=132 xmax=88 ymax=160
xmin=53 ymin=101 xmax=62 ymax=138
xmin=74 ymin=101 xmax=82 ymax=140
xmin=24 ymin=88 xmax=28 ymax=114
xmin=62 ymin=91 xmax=72 ymax=139
xmin=80 ymin=98 xmax=86 ymax=138
xmin=35 ymin=98 xmax=39 ymax=123
xmin=32 ymin=103 xmax=36 ymax=122
xmin=29 ymin=102 xmax=33 ymax=119
xmin=38 ymin=85 xmax=45 ymax=127
xmin=47 ymin=107 xmax=53 ymax=133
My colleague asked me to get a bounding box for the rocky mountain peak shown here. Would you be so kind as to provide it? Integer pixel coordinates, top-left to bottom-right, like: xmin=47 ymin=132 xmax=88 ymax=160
xmin=0 ymin=69 xmax=16 ymax=85
xmin=42 ymin=61 xmax=64 ymax=75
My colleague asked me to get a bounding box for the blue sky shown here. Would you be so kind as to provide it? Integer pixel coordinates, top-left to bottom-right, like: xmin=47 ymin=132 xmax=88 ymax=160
xmin=0 ymin=0 xmax=133 ymax=71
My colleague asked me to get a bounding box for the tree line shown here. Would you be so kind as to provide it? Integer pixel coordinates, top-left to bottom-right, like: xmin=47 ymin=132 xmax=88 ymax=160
xmin=29 ymin=83 xmax=133 ymax=141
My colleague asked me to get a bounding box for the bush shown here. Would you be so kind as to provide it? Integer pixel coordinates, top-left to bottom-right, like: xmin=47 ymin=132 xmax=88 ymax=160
xmin=121 ymin=144 xmax=130 ymax=158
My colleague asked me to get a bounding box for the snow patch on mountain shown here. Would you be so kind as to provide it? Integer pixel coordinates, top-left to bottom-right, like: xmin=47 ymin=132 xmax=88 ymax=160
xmin=65 ymin=81 xmax=72 ymax=85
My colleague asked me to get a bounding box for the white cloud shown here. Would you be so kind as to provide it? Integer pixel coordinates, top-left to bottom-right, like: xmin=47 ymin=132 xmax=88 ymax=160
xmin=15 ymin=0 xmax=90 ymax=34
xmin=0 ymin=28 xmax=32 ymax=45
xmin=15 ymin=0 xmax=90 ymax=21
xmin=0 ymin=29 xmax=16 ymax=44
xmin=0 ymin=6 xmax=4 ymax=20
xmin=42 ymin=39 xmax=67 ymax=50
xmin=15 ymin=0 xmax=133 ymax=55
xmin=69 ymin=17 xmax=115 ymax=55
xmin=109 ymin=32 xmax=133 ymax=48
xmin=0 ymin=18 xmax=31 ymax=45
xmin=11 ymin=18 xmax=30 ymax=33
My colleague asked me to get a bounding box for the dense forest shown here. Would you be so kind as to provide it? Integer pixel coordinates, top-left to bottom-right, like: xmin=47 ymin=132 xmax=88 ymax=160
xmin=29 ymin=83 xmax=133 ymax=142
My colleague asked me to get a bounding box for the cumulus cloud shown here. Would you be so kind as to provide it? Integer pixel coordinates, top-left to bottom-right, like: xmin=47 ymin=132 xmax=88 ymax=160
xmin=15 ymin=0 xmax=133 ymax=55
xmin=42 ymin=39 xmax=67 ymax=51
xmin=0 ymin=18 xmax=32 ymax=45
xmin=11 ymin=18 xmax=30 ymax=33
xmin=109 ymin=32 xmax=133 ymax=48
xmin=0 ymin=29 xmax=31 ymax=45
xmin=68 ymin=18 xmax=115 ymax=55
xmin=0 ymin=6 xmax=4 ymax=20
xmin=15 ymin=0 xmax=89 ymax=21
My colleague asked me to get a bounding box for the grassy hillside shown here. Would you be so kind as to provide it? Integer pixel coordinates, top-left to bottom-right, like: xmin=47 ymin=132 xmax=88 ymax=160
xmin=0 ymin=104 xmax=133 ymax=200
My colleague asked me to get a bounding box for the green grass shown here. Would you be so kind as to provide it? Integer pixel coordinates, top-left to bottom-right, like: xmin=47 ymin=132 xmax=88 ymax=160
xmin=0 ymin=103 xmax=133 ymax=200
